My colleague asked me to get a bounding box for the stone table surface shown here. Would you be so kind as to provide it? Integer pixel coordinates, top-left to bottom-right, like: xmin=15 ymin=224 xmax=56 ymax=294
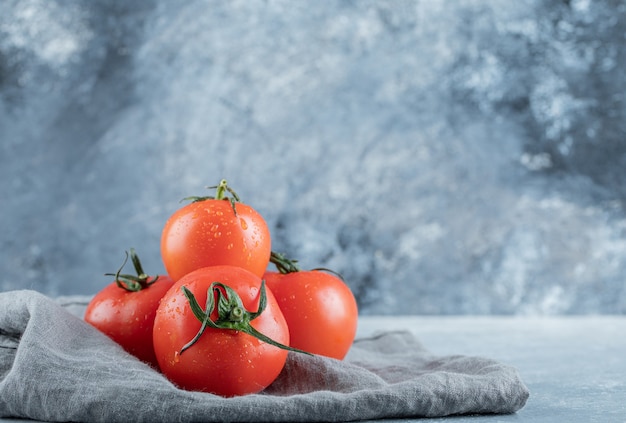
xmin=356 ymin=315 xmax=626 ymax=423
xmin=2 ymin=315 xmax=624 ymax=422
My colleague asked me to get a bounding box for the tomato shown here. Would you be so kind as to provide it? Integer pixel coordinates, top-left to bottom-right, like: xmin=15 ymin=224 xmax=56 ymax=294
xmin=153 ymin=265 xmax=297 ymax=397
xmin=84 ymin=249 xmax=174 ymax=368
xmin=161 ymin=180 xmax=271 ymax=281
xmin=264 ymin=252 xmax=359 ymax=360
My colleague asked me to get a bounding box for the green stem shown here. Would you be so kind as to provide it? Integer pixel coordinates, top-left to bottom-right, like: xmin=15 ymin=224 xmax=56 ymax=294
xmin=181 ymin=179 xmax=240 ymax=215
xmin=269 ymin=251 xmax=345 ymax=281
xmin=269 ymin=251 xmax=301 ymax=274
xmin=180 ymin=281 xmax=311 ymax=356
xmin=105 ymin=249 xmax=157 ymax=292
xmin=214 ymin=179 xmax=228 ymax=200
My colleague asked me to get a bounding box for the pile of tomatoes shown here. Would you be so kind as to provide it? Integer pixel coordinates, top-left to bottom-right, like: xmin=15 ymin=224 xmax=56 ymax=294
xmin=83 ymin=180 xmax=358 ymax=397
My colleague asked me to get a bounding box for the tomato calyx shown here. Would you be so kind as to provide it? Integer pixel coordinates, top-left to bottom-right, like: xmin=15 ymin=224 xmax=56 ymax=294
xmin=105 ymin=248 xmax=159 ymax=292
xmin=180 ymin=280 xmax=311 ymax=356
xmin=269 ymin=251 xmax=345 ymax=280
xmin=180 ymin=179 xmax=240 ymax=215
xmin=269 ymin=251 xmax=301 ymax=274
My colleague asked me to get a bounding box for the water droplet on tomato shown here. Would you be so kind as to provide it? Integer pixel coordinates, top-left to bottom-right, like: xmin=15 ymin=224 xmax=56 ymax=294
xmin=174 ymin=351 xmax=180 ymax=363
xmin=240 ymin=218 xmax=248 ymax=230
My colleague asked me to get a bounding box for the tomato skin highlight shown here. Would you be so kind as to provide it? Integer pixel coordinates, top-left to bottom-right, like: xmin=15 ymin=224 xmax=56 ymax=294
xmin=153 ymin=265 xmax=289 ymax=397
xmin=160 ymin=199 xmax=271 ymax=281
xmin=264 ymin=270 xmax=358 ymax=360
xmin=84 ymin=275 xmax=175 ymax=368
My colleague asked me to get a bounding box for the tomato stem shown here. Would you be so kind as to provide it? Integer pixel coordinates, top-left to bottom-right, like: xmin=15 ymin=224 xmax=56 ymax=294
xmin=269 ymin=251 xmax=301 ymax=274
xmin=180 ymin=179 xmax=240 ymax=216
xmin=309 ymin=267 xmax=346 ymax=282
xmin=105 ymin=248 xmax=158 ymax=292
xmin=269 ymin=251 xmax=346 ymax=281
xmin=180 ymin=280 xmax=311 ymax=356
xmin=211 ymin=179 xmax=240 ymax=215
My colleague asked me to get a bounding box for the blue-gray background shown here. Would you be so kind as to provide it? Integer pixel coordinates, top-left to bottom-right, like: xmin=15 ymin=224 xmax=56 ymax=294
xmin=1 ymin=0 xmax=625 ymax=315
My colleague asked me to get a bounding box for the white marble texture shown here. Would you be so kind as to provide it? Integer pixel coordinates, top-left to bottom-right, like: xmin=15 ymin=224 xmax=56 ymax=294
xmin=1 ymin=0 xmax=625 ymax=315
xmin=357 ymin=315 xmax=626 ymax=422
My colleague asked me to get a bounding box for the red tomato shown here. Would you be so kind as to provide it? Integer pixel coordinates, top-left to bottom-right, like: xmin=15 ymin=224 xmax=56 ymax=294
xmin=153 ymin=265 xmax=292 ymax=397
xmin=84 ymin=249 xmax=174 ymax=368
xmin=264 ymin=256 xmax=359 ymax=360
xmin=161 ymin=180 xmax=271 ymax=281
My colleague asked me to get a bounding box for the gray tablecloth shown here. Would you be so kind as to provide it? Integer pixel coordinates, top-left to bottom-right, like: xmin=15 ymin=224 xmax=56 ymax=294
xmin=0 ymin=290 xmax=529 ymax=422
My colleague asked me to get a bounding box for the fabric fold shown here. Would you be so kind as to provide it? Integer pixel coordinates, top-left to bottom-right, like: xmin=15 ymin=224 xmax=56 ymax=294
xmin=0 ymin=290 xmax=529 ymax=422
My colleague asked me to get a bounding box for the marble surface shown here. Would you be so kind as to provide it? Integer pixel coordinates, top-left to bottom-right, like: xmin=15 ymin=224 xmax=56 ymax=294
xmin=2 ymin=1 xmax=626 ymax=315
xmin=356 ymin=316 xmax=626 ymax=422
xmin=2 ymin=315 xmax=623 ymax=422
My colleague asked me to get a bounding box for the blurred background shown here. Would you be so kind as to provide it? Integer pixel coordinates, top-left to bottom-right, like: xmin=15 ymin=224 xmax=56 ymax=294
xmin=1 ymin=0 xmax=625 ymax=315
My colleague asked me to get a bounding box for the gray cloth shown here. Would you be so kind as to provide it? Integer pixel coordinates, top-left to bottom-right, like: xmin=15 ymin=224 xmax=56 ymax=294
xmin=0 ymin=290 xmax=529 ymax=422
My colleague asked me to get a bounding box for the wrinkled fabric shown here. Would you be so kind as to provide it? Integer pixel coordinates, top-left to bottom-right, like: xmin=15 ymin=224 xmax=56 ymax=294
xmin=0 ymin=290 xmax=529 ymax=422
